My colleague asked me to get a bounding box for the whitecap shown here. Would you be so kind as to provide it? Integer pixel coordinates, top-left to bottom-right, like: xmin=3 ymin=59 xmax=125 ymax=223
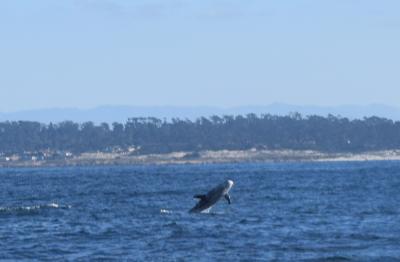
xmin=47 ymin=203 xmax=59 ymax=208
xmin=160 ymin=209 xmax=173 ymax=214
xmin=0 ymin=203 xmax=71 ymax=214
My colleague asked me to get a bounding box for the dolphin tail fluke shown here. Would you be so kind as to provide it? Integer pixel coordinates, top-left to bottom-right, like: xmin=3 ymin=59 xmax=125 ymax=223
xmin=224 ymin=193 xmax=231 ymax=204
xmin=194 ymin=194 xmax=207 ymax=201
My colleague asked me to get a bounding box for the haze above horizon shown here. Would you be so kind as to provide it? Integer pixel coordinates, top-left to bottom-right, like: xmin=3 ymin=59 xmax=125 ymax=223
xmin=1 ymin=1 xmax=400 ymax=112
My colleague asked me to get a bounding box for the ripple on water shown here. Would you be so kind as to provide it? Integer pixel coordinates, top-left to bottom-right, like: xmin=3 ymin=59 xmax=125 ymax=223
xmin=0 ymin=203 xmax=71 ymax=216
xmin=1 ymin=162 xmax=400 ymax=260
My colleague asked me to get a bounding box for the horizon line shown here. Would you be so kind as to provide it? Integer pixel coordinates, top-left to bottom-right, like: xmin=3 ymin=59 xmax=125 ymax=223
xmin=2 ymin=103 xmax=400 ymax=114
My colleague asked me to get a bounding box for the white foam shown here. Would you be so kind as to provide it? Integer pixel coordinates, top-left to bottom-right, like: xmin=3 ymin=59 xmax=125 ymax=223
xmin=0 ymin=203 xmax=71 ymax=213
xmin=23 ymin=205 xmax=40 ymax=211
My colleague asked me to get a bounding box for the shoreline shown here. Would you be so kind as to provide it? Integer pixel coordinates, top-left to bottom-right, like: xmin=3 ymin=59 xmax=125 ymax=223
xmin=2 ymin=149 xmax=400 ymax=168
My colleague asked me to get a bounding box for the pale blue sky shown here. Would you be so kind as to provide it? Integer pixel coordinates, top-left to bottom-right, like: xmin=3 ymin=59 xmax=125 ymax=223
xmin=1 ymin=0 xmax=399 ymax=112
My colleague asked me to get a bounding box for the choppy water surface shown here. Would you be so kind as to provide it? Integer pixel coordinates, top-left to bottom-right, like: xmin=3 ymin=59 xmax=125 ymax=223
xmin=1 ymin=161 xmax=400 ymax=261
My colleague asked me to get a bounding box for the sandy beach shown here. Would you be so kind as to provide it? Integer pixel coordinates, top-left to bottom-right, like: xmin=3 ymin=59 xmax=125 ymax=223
xmin=2 ymin=149 xmax=400 ymax=168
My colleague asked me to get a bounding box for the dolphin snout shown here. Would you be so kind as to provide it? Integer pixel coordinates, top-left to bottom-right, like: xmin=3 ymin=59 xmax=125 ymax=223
xmin=227 ymin=180 xmax=234 ymax=188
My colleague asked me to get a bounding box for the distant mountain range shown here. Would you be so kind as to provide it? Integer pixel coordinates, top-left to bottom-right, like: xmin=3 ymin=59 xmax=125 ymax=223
xmin=1 ymin=104 xmax=400 ymax=124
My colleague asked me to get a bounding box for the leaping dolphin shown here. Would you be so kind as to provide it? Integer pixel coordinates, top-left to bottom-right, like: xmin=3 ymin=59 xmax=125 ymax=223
xmin=189 ymin=180 xmax=234 ymax=213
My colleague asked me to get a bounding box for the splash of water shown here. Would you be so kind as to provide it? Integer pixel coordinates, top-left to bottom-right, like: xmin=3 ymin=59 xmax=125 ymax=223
xmin=0 ymin=203 xmax=71 ymax=214
xmin=160 ymin=209 xmax=173 ymax=214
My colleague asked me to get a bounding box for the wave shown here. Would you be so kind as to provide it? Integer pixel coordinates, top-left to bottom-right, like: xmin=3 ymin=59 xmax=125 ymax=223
xmin=0 ymin=203 xmax=71 ymax=215
xmin=160 ymin=209 xmax=173 ymax=214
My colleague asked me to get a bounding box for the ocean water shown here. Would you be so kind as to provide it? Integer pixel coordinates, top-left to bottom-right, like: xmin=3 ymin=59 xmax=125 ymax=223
xmin=1 ymin=161 xmax=400 ymax=261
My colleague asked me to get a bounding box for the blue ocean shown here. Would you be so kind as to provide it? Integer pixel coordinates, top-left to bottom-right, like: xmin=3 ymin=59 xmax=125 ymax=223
xmin=1 ymin=161 xmax=399 ymax=261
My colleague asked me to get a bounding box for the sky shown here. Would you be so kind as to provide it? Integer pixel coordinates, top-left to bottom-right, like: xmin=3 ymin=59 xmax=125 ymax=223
xmin=1 ymin=0 xmax=400 ymax=112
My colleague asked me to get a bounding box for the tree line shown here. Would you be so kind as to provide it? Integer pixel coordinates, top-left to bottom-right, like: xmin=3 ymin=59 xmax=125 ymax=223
xmin=1 ymin=113 xmax=400 ymax=154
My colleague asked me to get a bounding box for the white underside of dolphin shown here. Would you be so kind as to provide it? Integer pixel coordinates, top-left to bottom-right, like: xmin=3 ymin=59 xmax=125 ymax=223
xmin=189 ymin=180 xmax=234 ymax=213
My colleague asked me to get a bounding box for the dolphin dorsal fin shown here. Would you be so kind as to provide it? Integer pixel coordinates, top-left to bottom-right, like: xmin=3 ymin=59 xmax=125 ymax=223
xmin=224 ymin=193 xmax=231 ymax=204
xmin=193 ymin=194 xmax=207 ymax=201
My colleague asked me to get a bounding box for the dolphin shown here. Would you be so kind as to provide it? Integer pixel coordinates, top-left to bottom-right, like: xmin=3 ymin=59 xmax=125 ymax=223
xmin=189 ymin=180 xmax=234 ymax=213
